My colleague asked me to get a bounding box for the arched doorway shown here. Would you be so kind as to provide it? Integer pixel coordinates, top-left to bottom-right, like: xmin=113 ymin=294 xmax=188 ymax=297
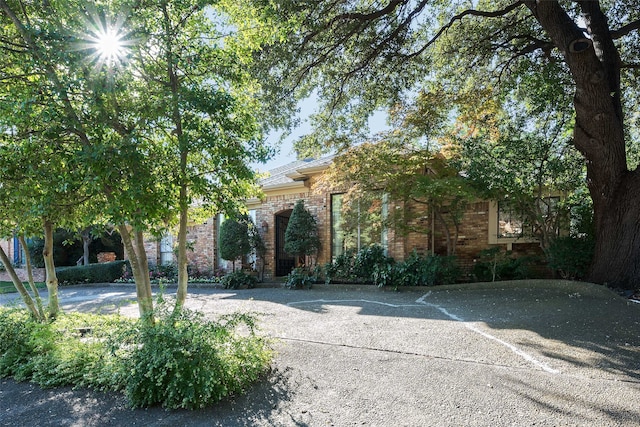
xmin=275 ymin=209 xmax=295 ymax=276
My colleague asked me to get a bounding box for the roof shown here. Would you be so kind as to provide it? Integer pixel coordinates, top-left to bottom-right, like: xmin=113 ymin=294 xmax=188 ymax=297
xmin=259 ymin=155 xmax=334 ymax=189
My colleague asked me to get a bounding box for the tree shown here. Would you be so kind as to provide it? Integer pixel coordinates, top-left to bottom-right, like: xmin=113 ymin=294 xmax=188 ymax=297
xmin=124 ymin=0 xmax=270 ymax=312
xmin=219 ymin=216 xmax=251 ymax=271
xmin=284 ymin=200 xmax=320 ymax=265
xmin=0 ymin=0 xmax=272 ymax=319
xmin=236 ymin=0 xmax=640 ymax=290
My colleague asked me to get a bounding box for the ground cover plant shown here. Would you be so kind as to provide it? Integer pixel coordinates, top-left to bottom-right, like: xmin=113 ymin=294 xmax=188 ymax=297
xmin=0 ymin=305 xmax=272 ymax=410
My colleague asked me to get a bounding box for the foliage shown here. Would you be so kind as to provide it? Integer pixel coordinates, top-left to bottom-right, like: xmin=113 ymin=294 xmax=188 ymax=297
xmin=219 ymin=216 xmax=251 ymax=269
xmin=391 ymin=251 xmax=460 ymax=289
xmin=120 ymin=305 xmax=272 ymax=409
xmin=547 ymin=237 xmax=595 ymax=280
xmin=323 ymin=250 xmax=358 ymax=283
xmin=472 ymin=248 xmax=531 ymax=283
xmin=353 ymin=245 xmax=394 ymax=281
xmin=27 ymin=229 xmax=124 ymax=268
xmin=285 ymin=267 xmax=314 ymax=289
xmin=55 ymin=261 xmax=129 ymax=285
xmin=221 ymin=270 xmax=258 ymax=290
xmin=284 ymin=200 xmax=320 ymax=261
xmin=323 ymin=246 xmax=395 ymax=284
xmin=322 ymin=246 xmax=458 ymax=288
xmin=0 ymin=306 xmax=272 ymax=409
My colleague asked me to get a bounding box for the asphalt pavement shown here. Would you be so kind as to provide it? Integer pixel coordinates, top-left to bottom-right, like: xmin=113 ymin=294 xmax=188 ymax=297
xmin=1 ymin=280 xmax=639 ymax=426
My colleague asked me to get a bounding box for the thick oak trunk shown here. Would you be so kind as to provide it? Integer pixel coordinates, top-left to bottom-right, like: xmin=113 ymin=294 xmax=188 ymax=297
xmin=526 ymin=1 xmax=639 ymax=289
xmin=588 ymin=172 xmax=640 ymax=289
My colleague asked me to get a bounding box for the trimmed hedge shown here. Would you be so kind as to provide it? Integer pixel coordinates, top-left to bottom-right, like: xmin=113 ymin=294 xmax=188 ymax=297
xmin=56 ymin=260 xmax=129 ymax=285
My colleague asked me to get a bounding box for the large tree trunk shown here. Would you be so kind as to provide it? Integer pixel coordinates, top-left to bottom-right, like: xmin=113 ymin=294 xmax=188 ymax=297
xmin=526 ymin=1 xmax=638 ymax=289
xmin=118 ymin=224 xmax=154 ymax=321
xmin=42 ymin=220 xmax=60 ymax=318
xmin=588 ymin=173 xmax=640 ymax=288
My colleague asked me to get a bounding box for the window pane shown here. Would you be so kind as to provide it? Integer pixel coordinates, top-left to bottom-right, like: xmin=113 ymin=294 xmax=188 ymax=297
xmin=498 ymin=202 xmax=523 ymax=238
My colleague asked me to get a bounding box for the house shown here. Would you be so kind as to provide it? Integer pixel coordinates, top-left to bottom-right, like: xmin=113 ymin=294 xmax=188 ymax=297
xmin=147 ymin=154 xmax=551 ymax=281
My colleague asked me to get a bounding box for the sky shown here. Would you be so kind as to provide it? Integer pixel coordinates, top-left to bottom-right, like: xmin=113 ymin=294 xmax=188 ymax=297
xmin=255 ymin=100 xmax=389 ymax=172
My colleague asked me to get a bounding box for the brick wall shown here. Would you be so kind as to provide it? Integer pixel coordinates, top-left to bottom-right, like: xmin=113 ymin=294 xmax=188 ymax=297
xmin=253 ymin=180 xmax=330 ymax=280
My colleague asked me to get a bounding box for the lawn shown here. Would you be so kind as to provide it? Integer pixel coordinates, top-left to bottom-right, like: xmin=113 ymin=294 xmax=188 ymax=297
xmin=0 ymin=281 xmax=45 ymax=294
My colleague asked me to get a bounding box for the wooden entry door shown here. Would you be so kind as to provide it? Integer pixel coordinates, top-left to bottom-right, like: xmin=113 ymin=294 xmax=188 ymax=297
xmin=275 ymin=212 xmax=295 ymax=276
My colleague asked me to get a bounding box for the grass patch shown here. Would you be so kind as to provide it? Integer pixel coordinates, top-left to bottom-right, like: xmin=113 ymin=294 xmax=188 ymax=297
xmin=0 ymin=304 xmax=273 ymax=409
xmin=0 ymin=281 xmax=46 ymax=295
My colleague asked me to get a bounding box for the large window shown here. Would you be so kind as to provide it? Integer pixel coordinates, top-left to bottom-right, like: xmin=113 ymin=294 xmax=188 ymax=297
xmin=497 ymin=202 xmax=523 ymax=238
xmin=492 ymin=196 xmax=561 ymax=242
xmin=331 ymin=193 xmax=387 ymax=259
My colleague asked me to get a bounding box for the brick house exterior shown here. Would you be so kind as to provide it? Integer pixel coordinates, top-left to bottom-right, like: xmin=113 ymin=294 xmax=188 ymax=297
xmin=149 ymin=156 xmax=548 ymax=280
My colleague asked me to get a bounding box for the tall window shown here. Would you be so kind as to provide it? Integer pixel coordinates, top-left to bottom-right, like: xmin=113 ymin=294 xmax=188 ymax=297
xmin=331 ymin=193 xmax=387 ymax=259
xmin=160 ymin=234 xmax=173 ymax=265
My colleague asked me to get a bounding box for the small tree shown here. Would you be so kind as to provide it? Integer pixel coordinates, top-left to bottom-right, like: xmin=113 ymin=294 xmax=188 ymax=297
xmin=284 ymin=200 xmax=320 ymax=266
xmin=247 ymin=219 xmax=267 ymax=281
xmin=219 ymin=216 xmax=251 ymax=271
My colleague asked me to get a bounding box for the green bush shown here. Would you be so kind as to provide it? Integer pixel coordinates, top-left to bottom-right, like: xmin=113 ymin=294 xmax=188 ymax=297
xmin=221 ymin=270 xmax=258 ymax=289
xmin=353 ymin=245 xmax=393 ymax=281
xmin=546 ymin=236 xmax=594 ymax=280
xmin=0 ymin=306 xmax=273 ymax=409
xmin=0 ymin=308 xmax=38 ymax=379
xmin=472 ymin=247 xmax=530 ymax=282
xmin=120 ymin=306 xmax=272 ymax=409
xmin=324 ymin=245 xmax=394 ymax=284
xmin=285 ymin=266 xmax=314 ymax=289
xmin=56 ymin=260 xmax=129 ymax=285
xmin=324 ymin=250 xmax=357 ymax=283
xmin=392 ymin=251 xmax=460 ymax=288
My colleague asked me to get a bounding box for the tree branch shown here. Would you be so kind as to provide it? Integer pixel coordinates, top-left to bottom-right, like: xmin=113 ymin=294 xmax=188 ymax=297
xmin=611 ymin=19 xmax=640 ymax=39
xmin=405 ymin=1 xmax=525 ymax=59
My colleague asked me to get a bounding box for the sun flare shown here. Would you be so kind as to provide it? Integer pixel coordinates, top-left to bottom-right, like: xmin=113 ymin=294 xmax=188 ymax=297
xmin=81 ymin=13 xmax=131 ymax=68
xmin=93 ymin=28 xmax=125 ymax=63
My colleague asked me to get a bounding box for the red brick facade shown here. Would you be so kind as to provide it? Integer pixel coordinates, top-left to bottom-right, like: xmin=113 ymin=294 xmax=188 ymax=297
xmin=145 ymin=157 xmax=547 ymax=280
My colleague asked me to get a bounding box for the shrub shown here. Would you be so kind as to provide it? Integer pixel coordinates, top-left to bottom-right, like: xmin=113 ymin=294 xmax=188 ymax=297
xmin=285 ymin=266 xmax=314 ymax=289
xmin=324 ymin=245 xmax=394 ymax=284
xmin=472 ymin=248 xmax=530 ymax=282
xmin=219 ymin=216 xmax=251 ymax=270
xmin=546 ymin=236 xmax=594 ymax=280
xmin=392 ymin=251 xmax=460 ymax=288
xmin=353 ymin=245 xmax=393 ymax=281
xmin=0 ymin=306 xmax=273 ymax=410
xmin=323 ymin=250 xmax=357 ymax=283
xmin=284 ymin=200 xmax=320 ymax=261
xmin=56 ymin=260 xmax=129 ymax=285
xmin=221 ymin=270 xmax=258 ymax=289
xmin=120 ymin=306 xmax=272 ymax=409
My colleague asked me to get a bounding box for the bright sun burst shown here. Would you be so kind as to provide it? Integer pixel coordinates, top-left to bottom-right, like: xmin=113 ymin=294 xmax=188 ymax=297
xmin=82 ymin=13 xmax=131 ymax=68
xmin=92 ymin=28 xmax=125 ymax=63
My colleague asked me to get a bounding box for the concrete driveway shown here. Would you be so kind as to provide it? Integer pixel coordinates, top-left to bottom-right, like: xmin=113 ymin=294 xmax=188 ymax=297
xmin=1 ymin=280 xmax=639 ymax=426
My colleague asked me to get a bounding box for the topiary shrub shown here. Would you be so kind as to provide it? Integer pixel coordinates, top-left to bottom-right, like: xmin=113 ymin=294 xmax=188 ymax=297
xmin=219 ymin=215 xmax=251 ymax=271
xmin=284 ymin=200 xmax=320 ymax=264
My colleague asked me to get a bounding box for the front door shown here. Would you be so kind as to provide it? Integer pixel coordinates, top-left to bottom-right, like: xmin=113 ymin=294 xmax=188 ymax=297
xmin=275 ymin=211 xmax=295 ymax=276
